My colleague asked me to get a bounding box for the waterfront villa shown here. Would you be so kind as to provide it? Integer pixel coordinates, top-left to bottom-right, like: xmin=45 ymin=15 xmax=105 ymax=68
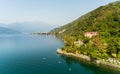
xmin=84 ymin=32 xmax=98 ymax=38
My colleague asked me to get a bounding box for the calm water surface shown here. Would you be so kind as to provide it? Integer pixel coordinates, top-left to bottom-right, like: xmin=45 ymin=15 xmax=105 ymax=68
xmin=0 ymin=35 xmax=119 ymax=74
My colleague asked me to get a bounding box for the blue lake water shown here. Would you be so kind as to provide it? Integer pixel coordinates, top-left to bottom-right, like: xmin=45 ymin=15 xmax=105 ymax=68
xmin=0 ymin=35 xmax=119 ymax=74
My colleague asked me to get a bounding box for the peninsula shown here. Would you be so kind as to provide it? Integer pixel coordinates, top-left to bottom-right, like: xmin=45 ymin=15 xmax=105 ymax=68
xmin=51 ymin=1 xmax=120 ymax=69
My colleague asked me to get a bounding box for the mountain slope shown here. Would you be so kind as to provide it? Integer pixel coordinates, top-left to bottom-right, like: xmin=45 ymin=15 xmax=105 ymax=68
xmin=0 ymin=27 xmax=21 ymax=34
xmin=51 ymin=1 xmax=120 ymax=60
xmin=51 ymin=1 xmax=120 ymax=37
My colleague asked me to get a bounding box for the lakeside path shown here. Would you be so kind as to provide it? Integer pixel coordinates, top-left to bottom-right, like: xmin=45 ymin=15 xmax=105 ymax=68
xmin=57 ymin=49 xmax=120 ymax=70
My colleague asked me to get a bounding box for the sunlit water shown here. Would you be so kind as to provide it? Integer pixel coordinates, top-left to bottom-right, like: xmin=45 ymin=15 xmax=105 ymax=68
xmin=0 ymin=35 xmax=119 ymax=74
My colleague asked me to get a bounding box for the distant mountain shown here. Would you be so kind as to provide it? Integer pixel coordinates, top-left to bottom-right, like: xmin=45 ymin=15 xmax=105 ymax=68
xmin=8 ymin=22 xmax=56 ymax=33
xmin=0 ymin=23 xmax=8 ymax=27
xmin=0 ymin=27 xmax=21 ymax=34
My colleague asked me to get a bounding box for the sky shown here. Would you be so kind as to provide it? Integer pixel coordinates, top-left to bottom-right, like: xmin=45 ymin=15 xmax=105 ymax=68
xmin=0 ymin=0 xmax=118 ymax=26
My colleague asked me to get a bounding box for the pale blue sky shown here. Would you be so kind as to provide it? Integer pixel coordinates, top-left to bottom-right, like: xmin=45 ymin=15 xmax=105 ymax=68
xmin=0 ymin=0 xmax=118 ymax=25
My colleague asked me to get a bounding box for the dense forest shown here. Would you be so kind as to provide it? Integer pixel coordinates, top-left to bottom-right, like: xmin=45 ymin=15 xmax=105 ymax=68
xmin=51 ymin=1 xmax=120 ymax=60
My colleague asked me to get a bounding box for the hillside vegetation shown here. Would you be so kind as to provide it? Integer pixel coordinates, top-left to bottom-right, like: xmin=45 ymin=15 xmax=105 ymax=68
xmin=51 ymin=1 xmax=120 ymax=60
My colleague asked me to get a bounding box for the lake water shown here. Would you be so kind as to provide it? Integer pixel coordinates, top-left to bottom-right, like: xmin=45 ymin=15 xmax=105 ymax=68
xmin=0 ymin=35 xmax=119 ymax=74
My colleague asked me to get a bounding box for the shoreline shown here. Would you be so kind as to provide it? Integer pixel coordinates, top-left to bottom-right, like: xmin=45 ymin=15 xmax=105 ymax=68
xmin=57 ymin=49 xmax=120 ymax=70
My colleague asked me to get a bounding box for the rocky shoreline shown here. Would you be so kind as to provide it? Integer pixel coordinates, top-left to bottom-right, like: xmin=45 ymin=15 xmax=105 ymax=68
xmin=57 ymin=49 xmax=120 ymax=70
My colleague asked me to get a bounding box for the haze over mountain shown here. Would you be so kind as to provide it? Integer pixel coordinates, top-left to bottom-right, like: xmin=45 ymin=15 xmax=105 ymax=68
xmin=0 ymin=26 xmax=21 ymax=34
xmin=0 ymin=23 xmax=8 ymax=28
xmin=8 ymin=22 xmax=56 ymax=33
xmin=0 ymin=22 xmax=57 ymax=34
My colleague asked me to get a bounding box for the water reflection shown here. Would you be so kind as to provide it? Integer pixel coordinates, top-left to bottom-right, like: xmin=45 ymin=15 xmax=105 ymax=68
xmin=60 ymin=55 xmax=120 ymax=74
xmin=0 ymin=35 xmax=119 ymax=74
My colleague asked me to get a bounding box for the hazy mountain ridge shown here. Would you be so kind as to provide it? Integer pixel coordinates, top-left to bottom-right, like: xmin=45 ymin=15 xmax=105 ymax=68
xmin=8 ymin=22 xmax=56 ymax=33
xmin=0 ymin=22 xmax=56 ymax=34
xmin=0 ymin=26 xmax=21 ymax=34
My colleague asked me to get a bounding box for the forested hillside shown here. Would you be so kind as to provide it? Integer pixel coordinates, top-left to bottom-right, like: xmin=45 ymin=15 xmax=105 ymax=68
xmin=51 ymin=1 xmax=120 ymax=60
